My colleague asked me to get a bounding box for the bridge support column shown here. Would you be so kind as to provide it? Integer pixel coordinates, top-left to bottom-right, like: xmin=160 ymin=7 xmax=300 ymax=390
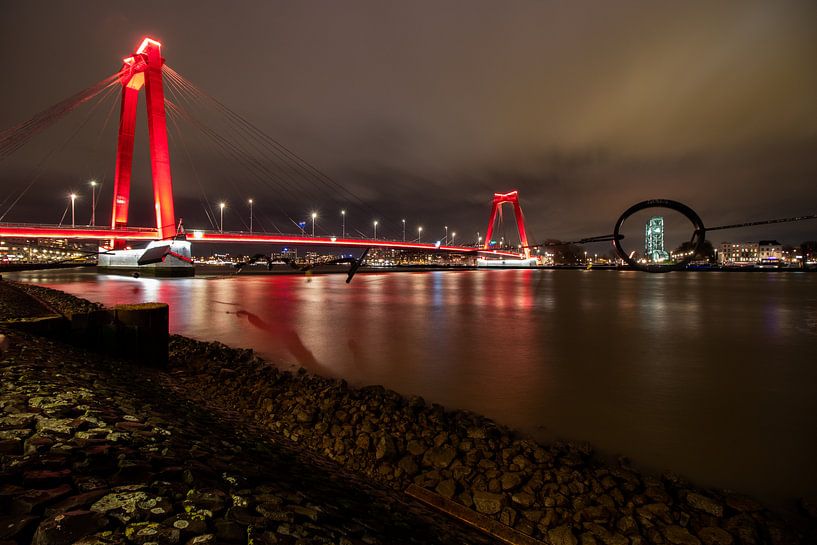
xmin=110 ymin=85 xmax=139 ymax=249
xmin=108 ymin=37 xmax=177 ymax=248
xmin=484 ymin=190 xmax=531 ymax=258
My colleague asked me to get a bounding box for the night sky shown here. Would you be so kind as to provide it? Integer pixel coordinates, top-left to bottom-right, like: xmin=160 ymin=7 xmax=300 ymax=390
xmin=1 ymin=1 xmax=816 ymax=249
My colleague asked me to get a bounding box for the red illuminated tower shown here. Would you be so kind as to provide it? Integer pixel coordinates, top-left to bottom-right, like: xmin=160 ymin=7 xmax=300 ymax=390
xmin=484 ymin=190 xmax=530 ymax=258
xmin=110 ymin=37 xmax=176 ymax=247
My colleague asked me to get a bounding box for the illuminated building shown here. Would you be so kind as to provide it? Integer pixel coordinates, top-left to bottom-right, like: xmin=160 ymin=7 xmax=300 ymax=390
xmin=718 ymin=241 xmax=783 ymax=265
xmin=645 ymin=216 xmax=668 ymax=262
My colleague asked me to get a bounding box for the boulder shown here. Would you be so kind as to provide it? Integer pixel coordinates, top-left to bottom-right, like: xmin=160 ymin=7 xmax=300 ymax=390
xmin=472 ymin=490 xmax=503 ymax=515
xmin=32 ymin=510 xmax=108 ymax=545
xmin=686 ymin=492 xmax=724 ymax=518
xmin=548 ymin=525 xmax=577 ymax=545
xmin=423 ymin=444 xmax=457 ymax=469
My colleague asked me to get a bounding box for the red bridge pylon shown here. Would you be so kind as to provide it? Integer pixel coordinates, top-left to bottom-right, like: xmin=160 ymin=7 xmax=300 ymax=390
xmin=110 ymin=37 xmax=176 ymax=248
xmin=484 ymin=190 xmax=530 ymax=258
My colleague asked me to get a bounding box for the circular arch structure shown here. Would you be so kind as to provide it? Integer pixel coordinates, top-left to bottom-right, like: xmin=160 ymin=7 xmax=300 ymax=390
xmin=613 ymin=199 xmax=706 ymax=273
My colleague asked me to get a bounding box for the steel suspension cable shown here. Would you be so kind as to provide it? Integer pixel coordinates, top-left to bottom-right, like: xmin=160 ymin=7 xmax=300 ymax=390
xmin=163 ymin=69 xmax=341 ymax=214
xmin=162 ymin=66 xmax=406 ymax=236
xmin=0 ymin=83 xmax=121 ymax=222
xmin=0 ymin=72 xmax=121 ymax=159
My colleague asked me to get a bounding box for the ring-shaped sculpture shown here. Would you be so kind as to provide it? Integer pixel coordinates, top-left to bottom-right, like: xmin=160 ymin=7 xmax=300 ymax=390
xmin=613 ymin=199 xmax=706 ymax=273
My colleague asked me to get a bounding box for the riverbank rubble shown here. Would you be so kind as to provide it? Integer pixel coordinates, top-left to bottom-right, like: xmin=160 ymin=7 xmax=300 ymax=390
xmin=1 ymin=280 xmax=815 ymax=545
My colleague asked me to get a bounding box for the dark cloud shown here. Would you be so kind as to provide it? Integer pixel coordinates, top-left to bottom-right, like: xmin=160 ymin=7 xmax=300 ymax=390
xmin=1 ymin=1 xmax=815 ymax=246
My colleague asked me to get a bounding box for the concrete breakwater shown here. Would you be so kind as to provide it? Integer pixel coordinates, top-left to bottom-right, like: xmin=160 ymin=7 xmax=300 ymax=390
xmin=2 ymin=280 xmax=816 ymax=545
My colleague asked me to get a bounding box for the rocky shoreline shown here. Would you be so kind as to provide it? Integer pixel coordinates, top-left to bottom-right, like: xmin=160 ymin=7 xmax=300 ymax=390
xmin=2 ymin=281 xmax=816 ymax=545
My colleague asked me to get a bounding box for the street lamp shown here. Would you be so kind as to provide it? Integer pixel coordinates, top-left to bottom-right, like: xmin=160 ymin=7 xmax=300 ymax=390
xmin=70 ymin=193 xmax=77 ymax=228
xmin=451 ymin=232 xmax=456 ymax=245
xmin=311 ymin=212 xmax=317 ymax=237
xmin=444 ymin=225 xmax=448 ymax=245
xmin=373 ymin=220 xmax=378 ymax=240
xmin=341 ymin=210 xmax=346 ymax=238
xmin=248 ymin=199 xmax=253 ymax=233
xmin=402 ymin=219 xmax=406 ymax=242
xmin=418 ymin=226 xmax=423 ymax=243
xmin=219 ymin=202 xmax=225 ymax=233
xmin=89 ymin=180 xmax=97 ymax=226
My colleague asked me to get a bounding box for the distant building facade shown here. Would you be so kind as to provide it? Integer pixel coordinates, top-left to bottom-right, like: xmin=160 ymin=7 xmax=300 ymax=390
xmin=718 ymin=240 xmax=782 ymax=265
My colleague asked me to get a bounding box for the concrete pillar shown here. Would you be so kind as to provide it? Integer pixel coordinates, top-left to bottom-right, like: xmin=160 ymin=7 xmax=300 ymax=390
xmin=114 ymin=302 xmax=169 ymax=367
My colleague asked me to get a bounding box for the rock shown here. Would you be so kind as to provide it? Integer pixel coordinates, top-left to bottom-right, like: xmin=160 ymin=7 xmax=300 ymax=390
xmin=0 ymin=515 xmax=39 ymax=540
xmin=183 ymin=489 xmax=226 ymax=515
xmin=501 ymin=472 xmax=522 ymax=491
xmin=288 ymin=505 xmax=319 ymax=521
xmin=14 ymin=484 xmax=73 ymax=514
xmin=32 ymin=510 xmax=108 ymax=545
xmin=497 ymin=506 xmax=515 ymax=526
xmin=406 ymin=440 xmax=426 ymax=456
xmin=725 ymin=494 xmax=762 ymax=513
xmin=663 ymin=525 xmax=702 ymax=545
xmin=256 ymin=503 xmax=293 ymax=522
xmin=472 ymin=490 xmax=503 ymax=515
xmin=686 ymin=492 xmax=724 ymax=518
xmin=697 ymin=527 xmax=733 ymax=545
xmin=35 ymin=418 xmax=77 ymax=436
xmin=423 ymin=444 xmax=457 ymax=469
xmin=397 ymin=455 xmax=418 ymax=475
xmin=125 ymin=521 xmax=180 ymax=545
xmin=214 ymin=520 xmax=245 ymax=542
xmin=375 ymin=435 xmax=396 ymax=460
xmin=90 ymin=490 xmax=149 ymax=522
xmin=435 ymin=479 xmax=456 ymax=499
xmin=548 ymin=525 xmax=578 ymax=545
xmin=185 ymin=535 xmax=216 ymax=545
xmin=510 ymin=492 xmax=534 ymax=507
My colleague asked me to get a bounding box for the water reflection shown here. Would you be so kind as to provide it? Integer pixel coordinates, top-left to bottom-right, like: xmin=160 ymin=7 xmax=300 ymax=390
xmin=10 ymin=268 xmax=817 ymax=507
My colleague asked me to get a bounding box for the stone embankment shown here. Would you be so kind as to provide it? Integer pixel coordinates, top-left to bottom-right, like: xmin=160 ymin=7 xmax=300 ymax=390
xmin=0 ymin=283 xmax=492 ymax=545
xmin=2 ymin=280 xmax=816 ymax=545
xmin=169 ymin=339 xmax=817 ymax=545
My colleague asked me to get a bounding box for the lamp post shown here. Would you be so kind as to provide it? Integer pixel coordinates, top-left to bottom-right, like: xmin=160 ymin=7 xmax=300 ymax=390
xmin=418 ymin=226 xmax=423 ymax=243
xmin=444 ymin=225 xmax=448 ymax=245
xmin=341 ymin=210 xmax=345 ymax=238
xmin=451 ymin=232 xmax=456 ymax=245
xmin=219 ymin=202 xmax=225 ymax=233
xmin=402 ymin=219 xmax=406 ymax=242
xmin=89 ymin=180 xmax=97 ymax=226
xmin=248 ymin=199 xmax=253 ymax=233
xmin=70 ymin=194 xmax=77 ymax=228
xmin=373 ymin=220 xmax=378 ymax=240
xmin=311 ymin=212 xmax=317 ymax=237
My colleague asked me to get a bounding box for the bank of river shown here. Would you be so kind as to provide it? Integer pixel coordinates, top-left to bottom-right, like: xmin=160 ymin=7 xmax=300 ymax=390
xmin=2 ymin=280 xmax=815 ymax=544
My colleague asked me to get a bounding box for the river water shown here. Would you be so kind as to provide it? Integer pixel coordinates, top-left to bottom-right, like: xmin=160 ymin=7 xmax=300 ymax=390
xmin=10 ymin=267 xmax=817 ymax=507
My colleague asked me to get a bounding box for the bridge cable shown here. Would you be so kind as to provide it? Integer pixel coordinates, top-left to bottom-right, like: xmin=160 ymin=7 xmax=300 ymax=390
xmin=162 ymin=75 xmax=314 ymax=216
xmin=0 ymin=83 xmax=120 ymax=222
xmin=164 ymin=97 xmax=304 ymax=230
xmin=0 ymin=72 xmax=121 ymax=159
xmin=163 ymin=66 xmax=406 ymax=236
xmin=163 ymin=69 xmax=343 ymax=219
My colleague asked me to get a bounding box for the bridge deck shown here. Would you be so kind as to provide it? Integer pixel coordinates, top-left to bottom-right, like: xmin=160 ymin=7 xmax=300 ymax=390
xmin=0 ymin=224 xmax=523 ymax=258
